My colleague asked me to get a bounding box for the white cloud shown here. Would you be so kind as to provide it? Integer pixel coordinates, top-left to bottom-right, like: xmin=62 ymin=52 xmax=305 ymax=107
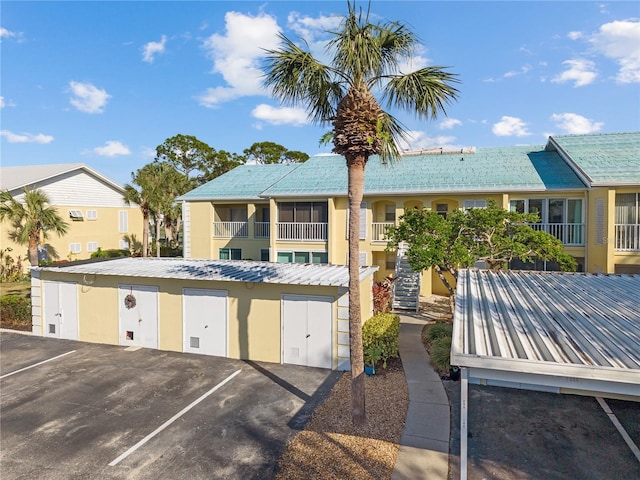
xmin=492 ymin=116 xmax=531 ymax=137
xmin=552 ymin=59 xmax=597 ymax=87
xmin=504 ymin=64 xmax=532 ymax=78
xmin=69 ymin=81 xmax=111 ymax=113
xmin=0 ymin=130 xmax=54 ymax=144
xmin=397 ymin=131 xmax=457 ymax=150
xmin=551 ymin=113 xmax=604 ymax=134
xmin=92 ymin=140 xmax=131 ymax=157
xmin=0 ymin=96 xmax=4 ymax=108
xmin=568 ymin=31 xmax=583 ymax=40
xmin=589 ymin=19 xmax=640 ymax=83
xmin=197 ymin=12 xmax=282 ymax=107
xmin=142 ymin=35 xmax=168 ymax=63
xmin=0 ymin=27 xmax=16 ymax=38
xmin=251 ymin=104 xmax=309 ymax=126
xmin=439 ymin=118 xmax=462 ymax=130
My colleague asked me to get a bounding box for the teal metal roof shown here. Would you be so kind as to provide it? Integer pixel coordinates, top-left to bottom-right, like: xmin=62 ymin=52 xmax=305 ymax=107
xmin=549 ymin=132 xmax=640 ymax=186
xmin=177 ymin=163 xmax=299 ymax=201
xmin=260 ymin=146 xmax=586 ymax=197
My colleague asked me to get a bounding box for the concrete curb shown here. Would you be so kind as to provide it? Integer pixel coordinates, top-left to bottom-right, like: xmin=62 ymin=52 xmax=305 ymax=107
xmin=391 ymin=315 xmax=450 ymax=480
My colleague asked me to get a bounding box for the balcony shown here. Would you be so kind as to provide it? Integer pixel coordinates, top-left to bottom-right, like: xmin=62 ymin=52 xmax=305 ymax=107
xmin=615 ymin=224 xmax=640 ymax=251
xmin=529 ymin=223 xmax=584 ymax=246
xmin=213 ymin=221 xmax=248 ymax=238
xmin=277 ymin=222 xmax=327 ymax=241
xmin=254 ymin=222 xmax=270 ymax=238
xmin=372 ymin=222 xmax=394 ymax=242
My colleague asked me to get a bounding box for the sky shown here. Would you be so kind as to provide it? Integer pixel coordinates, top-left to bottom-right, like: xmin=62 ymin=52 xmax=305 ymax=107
xmin=1 ymin=1 xmax=639 ymax=186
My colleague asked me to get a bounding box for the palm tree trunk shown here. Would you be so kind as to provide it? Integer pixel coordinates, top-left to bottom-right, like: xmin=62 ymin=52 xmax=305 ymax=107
xmin=347 ymin=156 xmax=366 ymax=425
xmin=28 ymin=235 xmax=39 ymax=266
xmin=142 ymin=214 xmax=150 ymax=257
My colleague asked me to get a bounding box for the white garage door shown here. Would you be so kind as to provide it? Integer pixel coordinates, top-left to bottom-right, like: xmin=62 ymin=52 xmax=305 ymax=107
xmin=43 ymin=281 xmax=78 ymax=340
xmin=183 ymin=288 xmax=227 ymax=357
xmin=118 ymin=285 xmax=158 ymax=348
xmin=282 ymin=295 xmax=333 ymax=369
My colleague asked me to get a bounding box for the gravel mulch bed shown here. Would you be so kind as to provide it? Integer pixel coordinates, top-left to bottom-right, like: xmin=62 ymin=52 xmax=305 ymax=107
xmin=276 ymin=357 xmax=409 ymax=480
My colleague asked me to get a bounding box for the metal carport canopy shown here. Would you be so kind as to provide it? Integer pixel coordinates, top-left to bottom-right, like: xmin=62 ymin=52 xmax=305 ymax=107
xmin=451 ymin=269 xmax=640 ymax=480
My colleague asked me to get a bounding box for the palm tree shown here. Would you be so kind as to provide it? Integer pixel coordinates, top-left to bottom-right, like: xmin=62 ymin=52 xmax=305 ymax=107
xmin=263 ymin=2 xmax=459 ymax=424
xmin=0 ymin=188 xmax=69 ymax=266
xmin=124 ymin=162 xmax=185 ymax=257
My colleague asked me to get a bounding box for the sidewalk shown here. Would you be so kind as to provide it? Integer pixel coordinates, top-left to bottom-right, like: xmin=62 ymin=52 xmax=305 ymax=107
xmin=391 ymin=314 xmax=450 ymax=480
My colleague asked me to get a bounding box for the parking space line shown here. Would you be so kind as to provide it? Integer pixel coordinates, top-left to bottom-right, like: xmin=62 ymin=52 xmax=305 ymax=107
xmin=108 ymin=368 xmax=242 ymax=467
xmin=596 ymin=397 xmax=640 ymax=463
xmin=0 ymin=350 xmax=77 ymax=380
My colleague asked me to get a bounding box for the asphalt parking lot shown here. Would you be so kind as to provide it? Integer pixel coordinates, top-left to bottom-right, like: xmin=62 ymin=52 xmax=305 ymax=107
xmin=0 ymin=332 xmax=340 ymax=480
xmin=444 ymin=380 xmax=640 ymax=480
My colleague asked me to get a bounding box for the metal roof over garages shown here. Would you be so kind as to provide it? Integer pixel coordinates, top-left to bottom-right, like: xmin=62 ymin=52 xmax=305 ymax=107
xmin=37 ymin=257 xmax=378 ymax=287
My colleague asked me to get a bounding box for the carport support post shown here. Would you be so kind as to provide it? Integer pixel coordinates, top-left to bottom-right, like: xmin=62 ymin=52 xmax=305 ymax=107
xmin=460 ymin=367 xmax=469 ymax=480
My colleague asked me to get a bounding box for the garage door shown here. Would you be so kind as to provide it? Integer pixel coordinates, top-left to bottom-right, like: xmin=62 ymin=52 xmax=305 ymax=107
xmin=118 ymin=285 xmax=158 ymax=348
xmin=43 ymin=281 xmax=78 ymax=340
xmin=183 ymin=288 xmax=227 ymax=357
xmin=282 ymin=295 xmax=333 ymax=369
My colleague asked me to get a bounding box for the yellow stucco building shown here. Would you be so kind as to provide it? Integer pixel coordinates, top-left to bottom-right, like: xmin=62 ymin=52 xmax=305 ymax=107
xmin=0 ymin=163 xmax=143 ymax=263
xmin=179 ymin=132 xmax=640 ymax=301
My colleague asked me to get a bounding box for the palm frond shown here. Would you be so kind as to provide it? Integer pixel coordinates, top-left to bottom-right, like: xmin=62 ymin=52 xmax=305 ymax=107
xmin=383 ymin=67 xmax=460 ymax=120
xmin=263 ymin=34 xmax=342 ymax=124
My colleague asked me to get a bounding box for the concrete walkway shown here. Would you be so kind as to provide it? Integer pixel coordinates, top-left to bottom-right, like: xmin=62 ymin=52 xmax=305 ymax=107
xmin=391 ymin=314 xmax=450 ymax=480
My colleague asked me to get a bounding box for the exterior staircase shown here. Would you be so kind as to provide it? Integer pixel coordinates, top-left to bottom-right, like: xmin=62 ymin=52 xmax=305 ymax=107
xmin=392 ymin=243 xmax=421 ymax=312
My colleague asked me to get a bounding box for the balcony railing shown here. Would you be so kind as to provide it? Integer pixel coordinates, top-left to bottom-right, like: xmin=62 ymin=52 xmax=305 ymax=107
xmin=529 ymin=223 xmax=584 ymax=246
xmin=213 ymin=221 xmax=248 ymax=238
xmin=372 ymin=222 xmax=395 ymax=242
xmin=277 ymin=222 xmax=327 ymax=241
xmin=615 ymin=224 xmax=640 ymax=251
xmin=254 ymin=222 xmax=270 ymax=238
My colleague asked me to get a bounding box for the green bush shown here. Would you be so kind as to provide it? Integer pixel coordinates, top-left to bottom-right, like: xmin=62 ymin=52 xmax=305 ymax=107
xmin=362 ymin=313 xmax=400 ymax=368
xmin=1 ymin=295 xmax=31 ymax=325
xmin=430 ymin=336 xmax=452 ymax=373
xmin=90 ymin=248 xmax=131 ymax=259
xmin=424 ymin=322 xmax=453 ymax=344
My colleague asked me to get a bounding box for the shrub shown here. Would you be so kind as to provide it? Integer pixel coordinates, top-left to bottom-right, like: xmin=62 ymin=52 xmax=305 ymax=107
xmin=430 ymin=336 xmax=452 ymax=373
xmin=362 ymin=313 xmax=400 ymax=368
xmin=1 ymin=295 xmax=31 ymax=325
xmin=424 ymin=322 xmax=453 ymax=344
xmin=90 ymin=248 xmax=131 ymax=259
xmin=372 ymin=278 xmax=394 ymax=314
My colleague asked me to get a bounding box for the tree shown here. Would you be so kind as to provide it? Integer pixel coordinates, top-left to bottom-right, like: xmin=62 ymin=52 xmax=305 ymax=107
xmin=197 ymin=149 xmax=246 ymax=185
xmin=386 ymin=200 xmax=578 ymax=306
xmin=263 ymin=1 xmax=459 ymax=424
xmin=243 ymin=141 xmax=309 ymax=164
xmin=0 ymin=188 xmax=69 ymax=266
xmin=123 ymin=163 xmax=173 ymax=257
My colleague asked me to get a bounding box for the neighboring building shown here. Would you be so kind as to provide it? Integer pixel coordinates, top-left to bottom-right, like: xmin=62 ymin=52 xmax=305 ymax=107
xmin=33 ymin=257 xmax=377 ymax=370
xmin=0 ymin=163 xmax=143 ymax=263
xmin=178 ymin=132 xmax=640 ymax=298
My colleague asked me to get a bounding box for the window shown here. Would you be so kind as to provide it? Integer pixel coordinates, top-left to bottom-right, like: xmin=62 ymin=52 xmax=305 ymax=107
xmin=69 ymin=209 xmax=84 ymax=220
xmin=384 ymin=204 xmax=396 ymax=222
xmin=436 ymin=204 xmax=448 ymax=218
xmin=386 ymin=254 xmax=396 ymax=271
xmin=219 ymin=248 xmax=241 ymax=260
xmin=616 ymin=193 xmax=640 ymax=224
xmin=119 ymin=239 xmax=130 ymax=250
xmin=278 ymin=202 xmax=328 ymax=223
xmin=277 ymin=251 xmax=328 ymax=264
xmin=119 ymin=211 xmax=128 ymax=233
xmin=87 ymin=242 xmax=99 ymax=252
xmin=509 ymin=198 xmax=584 ymax=245
xmin=463 ymin=200 xmax=487 ymax=210
xmin=260 ymin=249 xmax=270 ymax=262
xmin=69 ymin=243 xmax=81 ymax=254
xmin=86 ymin=210 xmax=98 ymax=220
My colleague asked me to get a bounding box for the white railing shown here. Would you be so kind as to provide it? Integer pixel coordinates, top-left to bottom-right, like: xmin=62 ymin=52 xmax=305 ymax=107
xmin=372 ymin=222 xmax=395 ymax=242
xmin=254 ymin=222 xmax=270 ymax=238
xmin=213 ymin=221 xmax=248 ymax=238
xmin=615 ymin=224 xmax=640 ymax=251
xmin=529 ymin=223 xmax=584 ymax=246
xmin=277 ymin=222 xmax=327 ymax=241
